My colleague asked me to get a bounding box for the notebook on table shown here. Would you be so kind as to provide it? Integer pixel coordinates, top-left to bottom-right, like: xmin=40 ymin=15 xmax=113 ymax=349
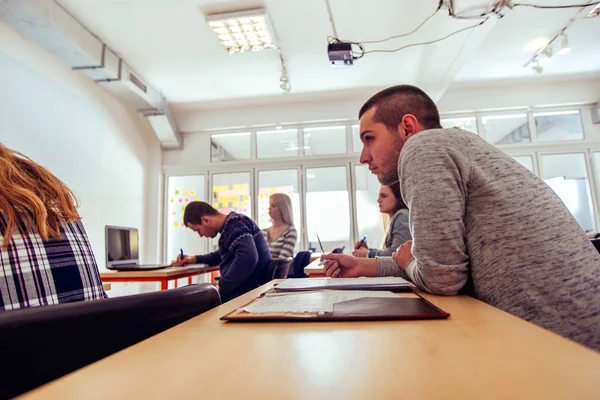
xmin=221 ymin=289 xmax=450 ymax=322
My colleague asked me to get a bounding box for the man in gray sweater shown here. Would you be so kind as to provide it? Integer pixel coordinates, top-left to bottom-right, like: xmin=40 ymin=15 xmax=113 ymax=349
xmin=322 ymin=85 xmax=600 ymax=351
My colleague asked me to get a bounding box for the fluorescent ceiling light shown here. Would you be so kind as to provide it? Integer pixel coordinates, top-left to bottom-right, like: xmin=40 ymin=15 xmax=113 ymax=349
xmin=206 ymin=9 xmax=277 ymax=54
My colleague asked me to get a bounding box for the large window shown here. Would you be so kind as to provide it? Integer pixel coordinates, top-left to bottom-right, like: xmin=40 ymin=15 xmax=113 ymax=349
xmin=211 ymin=172 xmax=251 ymax=217
xmin=351 ymin=125 xmax=362 ymax=153
xmin=257 ymin=169 xmax=301 ymax=236
xmin=166 ymin=175 xmax=206 ymax=262
xmin=256 ymin=129 xmax=299 ymax=159
xmin=482 ymin=114 xmax=530 ymax=145
xmin=540 ymin=153 xmax=595 ymax=232
xmin=303 ymin=126 xmax=347 ymax=156
xmin=441 ymin=117 xmax=478 ymax=134
xmin=535 ymin=111 xmax=584 ymax=142
xmin=305 ymin=166 xmax=350 ymax=252
xmin=211 ymin=132 xmax=251 ymax=162
xmin=513 ymin=156 xmax=535 ymax=173
xmin=354 ymin=165 xmax=385 ymax=252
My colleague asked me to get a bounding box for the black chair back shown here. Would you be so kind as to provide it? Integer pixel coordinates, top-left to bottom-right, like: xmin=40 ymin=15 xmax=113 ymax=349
xmin=291 ymin=251 xmax=312 ymax=278
xmin=591 ymin=239 xmax=600 ymax=253
xmin=332 ymin=246 xmax=345 ymax=254
xmin=264 ymin=257 xmax=293 ymax=283
xmin=0 ymin=284 xmax=220 ymax=398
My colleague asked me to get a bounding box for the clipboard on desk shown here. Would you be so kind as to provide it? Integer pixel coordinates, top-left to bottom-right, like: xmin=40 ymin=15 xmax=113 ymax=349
xmin=221 ymin=290 xmax=450 ymax=322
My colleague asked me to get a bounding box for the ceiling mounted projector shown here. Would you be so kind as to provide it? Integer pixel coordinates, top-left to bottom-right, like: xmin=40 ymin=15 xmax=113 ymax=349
xmin=328 ymin=42 xmax=353 ymax=66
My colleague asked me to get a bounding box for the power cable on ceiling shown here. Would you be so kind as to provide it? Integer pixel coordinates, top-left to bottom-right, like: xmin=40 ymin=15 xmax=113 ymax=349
xmin=363 ymin=19 xmax=486 ymax=54
xmin=511 ymin=1 xmax=600 ymax=9
xmin=359 ymin=1 xmax=444 ymax=44
xmin=324 ymin=0 xmax=339 ymax=39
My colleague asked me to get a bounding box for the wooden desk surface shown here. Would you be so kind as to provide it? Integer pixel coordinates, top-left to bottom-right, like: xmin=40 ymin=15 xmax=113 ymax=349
xmin=99 ymin=264 xmax=214 ymax=279
xmin=21 ymin=281 xmax=600 ymax=399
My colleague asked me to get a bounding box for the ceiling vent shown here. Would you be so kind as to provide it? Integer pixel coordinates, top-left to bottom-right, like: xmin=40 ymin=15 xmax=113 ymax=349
xmin=1 ymin=0 xmax=182 ymax=148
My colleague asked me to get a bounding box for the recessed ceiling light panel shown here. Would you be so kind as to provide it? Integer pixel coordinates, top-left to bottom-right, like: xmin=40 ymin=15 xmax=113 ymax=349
xmin=206 ymin=8 xmax=277 ymax=54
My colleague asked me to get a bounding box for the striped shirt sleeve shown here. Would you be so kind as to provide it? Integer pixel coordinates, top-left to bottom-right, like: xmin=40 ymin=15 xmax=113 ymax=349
xmin=264 ymin=226 xmax=297 ymax=259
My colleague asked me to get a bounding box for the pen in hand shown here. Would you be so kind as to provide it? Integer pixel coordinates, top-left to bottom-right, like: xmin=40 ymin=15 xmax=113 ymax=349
xmin=355 ymin=235 xmax=367 ymax=250
xmin=180 ymin=248 xmax=185 ymax=264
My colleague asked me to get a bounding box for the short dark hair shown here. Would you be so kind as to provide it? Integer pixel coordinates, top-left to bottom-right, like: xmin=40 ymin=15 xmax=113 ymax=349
xmin=183 ymin=202 xmax=219 ymax=226
xmin=359 ymin=85 xmax=442 ymax=131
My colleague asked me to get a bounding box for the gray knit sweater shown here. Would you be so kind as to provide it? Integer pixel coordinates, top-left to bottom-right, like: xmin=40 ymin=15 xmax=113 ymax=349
xmin=378 ymin=128 xmax=600 ymax=351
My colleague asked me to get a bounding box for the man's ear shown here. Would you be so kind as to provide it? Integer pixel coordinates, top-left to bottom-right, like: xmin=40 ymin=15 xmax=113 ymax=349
xmin=201 ymin=216 xmax=211 ymax=226
xmin=399 ymin=114 xmax=420 ymax=138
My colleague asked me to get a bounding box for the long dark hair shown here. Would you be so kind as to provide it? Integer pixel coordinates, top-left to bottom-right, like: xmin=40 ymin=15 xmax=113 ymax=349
xmin=387 ymin=181 xmax=407 ymax=212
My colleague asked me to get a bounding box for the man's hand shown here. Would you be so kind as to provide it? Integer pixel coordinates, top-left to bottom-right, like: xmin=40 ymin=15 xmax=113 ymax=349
xmin=352 ymin=247 xmax=369 ymax=258
xmin=321 ymin=253 xmax=362 ymax=278
xmin=392 ymin=240 xmax=414 ymax=271
xmin=171 ymin=255 xmax=196 ymax=267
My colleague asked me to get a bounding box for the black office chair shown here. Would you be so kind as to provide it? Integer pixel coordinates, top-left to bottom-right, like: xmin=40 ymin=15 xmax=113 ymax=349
xmin=591 ymin=239 xmax=600 ymax=253
xmin=0 ymin=284 xmax=221 ymax=399
xmin=290 ymin=251 xmax=312 ymax=278
xmin=263 ymin=257 xmax=293 ymax=283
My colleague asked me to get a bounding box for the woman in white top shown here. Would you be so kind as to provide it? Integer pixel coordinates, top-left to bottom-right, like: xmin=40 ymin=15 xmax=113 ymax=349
xmin=352 ymin=182 xmax=411 ymax=258
xmin=261 ymin=193 xmax=298 ymax=259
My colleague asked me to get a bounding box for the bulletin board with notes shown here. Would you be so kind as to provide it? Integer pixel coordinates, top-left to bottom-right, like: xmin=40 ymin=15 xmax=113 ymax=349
xmin=212 ymin=183 xmax=251 ymax=217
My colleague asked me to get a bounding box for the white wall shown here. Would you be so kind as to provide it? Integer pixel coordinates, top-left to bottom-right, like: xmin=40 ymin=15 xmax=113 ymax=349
xmin=0 ymin=21 xmax=162 ymax=270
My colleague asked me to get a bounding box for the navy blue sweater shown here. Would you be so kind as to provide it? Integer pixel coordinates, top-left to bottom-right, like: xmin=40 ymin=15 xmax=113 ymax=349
xmin=195 ymin=213 xmax=271 ymax=302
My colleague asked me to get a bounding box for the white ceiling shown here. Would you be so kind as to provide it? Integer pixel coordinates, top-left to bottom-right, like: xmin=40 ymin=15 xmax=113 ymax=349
xmin=55 ymin=0 xmax=600 ymax=109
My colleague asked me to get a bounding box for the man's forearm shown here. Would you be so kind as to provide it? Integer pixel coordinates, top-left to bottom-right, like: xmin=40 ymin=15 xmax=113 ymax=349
xmin=358 ymin=258 xmax=380 ymax=277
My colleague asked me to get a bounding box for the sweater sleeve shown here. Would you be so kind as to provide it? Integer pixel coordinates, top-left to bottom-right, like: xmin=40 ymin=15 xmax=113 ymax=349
xmin=195 ymin=250 xmax=221 ymax=266
xmin=217 ymin=235 xmax=259 ymax=295
xmin=277 ymin=227 xmax=297 ymax=259
xmin=377 ymin=256 xmax=409 ymax=279
xmin=399 ymin=135 xmax=470 ymax=296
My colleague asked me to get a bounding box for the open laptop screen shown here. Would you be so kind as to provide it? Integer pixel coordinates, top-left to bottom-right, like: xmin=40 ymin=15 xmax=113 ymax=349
xmin=105 ymin=226 xmax=139 ymax=267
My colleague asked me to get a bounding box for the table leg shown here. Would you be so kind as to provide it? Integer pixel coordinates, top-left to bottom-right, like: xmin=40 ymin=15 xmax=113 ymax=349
xmin=188 ymin=277 xmax=192 ymax=285
xmin=160 ymin=279 xmax=168 ymax=291
xmin=174 ymin=279 xmax=179 ymax=288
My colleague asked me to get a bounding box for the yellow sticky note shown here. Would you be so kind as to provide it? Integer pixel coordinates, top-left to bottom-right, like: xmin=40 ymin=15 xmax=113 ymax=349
xmin=191 ymin=190 xmax=196 ymax=196
xmin=175 ymin=190 xmax=180 ymax=195
xmin=213 ymin=202 xmax=218 ymax=208
xmin=195 ymin=197 xmax=200 ymax=201
xmin=170 ymin=199 xmax=174 ymax=203
xmin=244 ymin=195 xmax=249 ymax=200
xmin=184 ymin=190 xmax=189 ymax=195
xmin=174 ymin=222 xmax=179 ymax=227
xmin=181 ymin=206 xmax=185 ymax=211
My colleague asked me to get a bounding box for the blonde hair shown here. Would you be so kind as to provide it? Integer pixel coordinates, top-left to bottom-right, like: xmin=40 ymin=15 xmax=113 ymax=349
xmin=270 ymin=193 xmax=294 ymax=226
xmin=0 ymin=143 xmax=80 ymax=249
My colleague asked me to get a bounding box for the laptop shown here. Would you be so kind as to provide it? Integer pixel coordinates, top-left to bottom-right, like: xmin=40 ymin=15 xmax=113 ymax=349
xmin=105 ymin=226 xmax=171 ymax=271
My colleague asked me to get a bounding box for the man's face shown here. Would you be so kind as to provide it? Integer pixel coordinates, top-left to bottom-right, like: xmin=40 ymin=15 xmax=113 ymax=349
xmin=359 ymin=107 xmax=405 ymax=185
xmin=186 ymin=218 xmax=218 ymax=238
